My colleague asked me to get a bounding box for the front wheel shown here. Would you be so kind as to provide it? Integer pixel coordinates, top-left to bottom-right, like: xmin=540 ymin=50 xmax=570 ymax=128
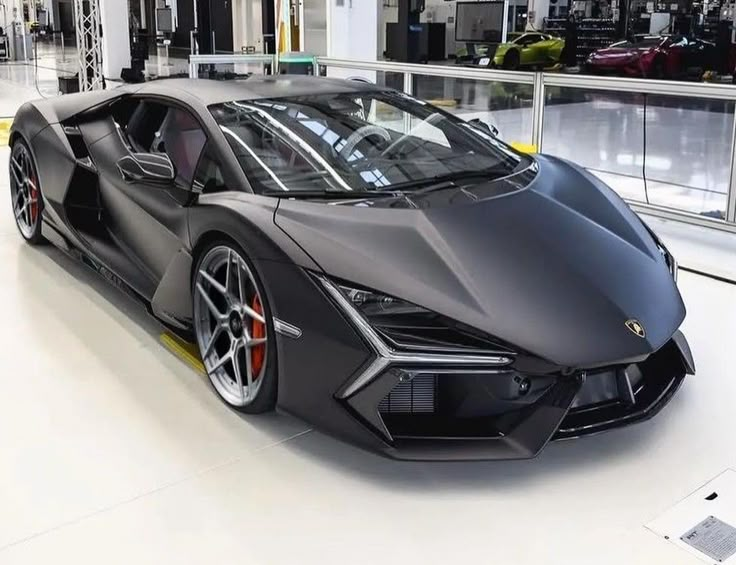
xmin=649 ymin=58 xmax=666 ymax=80
xmin=193 ymin=242 xmax=277 ymax=414
xmin=9 ymin=139 xmax=44 ymax=244
xmin=503 ymin=50 xmax=520 ymax=70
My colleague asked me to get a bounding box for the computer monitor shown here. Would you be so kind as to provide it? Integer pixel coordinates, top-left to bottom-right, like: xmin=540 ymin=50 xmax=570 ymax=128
xmin=455 ymin=1 xmax=504 ymax=43
xmin=156 ymin=8 xmax=173 ymax=33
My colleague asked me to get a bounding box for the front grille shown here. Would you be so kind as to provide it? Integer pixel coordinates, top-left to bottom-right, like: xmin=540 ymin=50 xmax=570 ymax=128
xmin=378 ymin=374 xmax=436 ymax=414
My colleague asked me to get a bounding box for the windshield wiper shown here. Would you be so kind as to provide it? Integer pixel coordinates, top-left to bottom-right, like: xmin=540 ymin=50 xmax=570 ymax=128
xmin=376 ymin=167 xmax=512 ymax=193
xmin=260 ymin=189 xmax=393 ymax=199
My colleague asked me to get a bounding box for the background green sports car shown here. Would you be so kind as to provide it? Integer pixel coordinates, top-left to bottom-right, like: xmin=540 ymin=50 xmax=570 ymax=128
xmin=492 ymin=32 xmax=565 ymax=69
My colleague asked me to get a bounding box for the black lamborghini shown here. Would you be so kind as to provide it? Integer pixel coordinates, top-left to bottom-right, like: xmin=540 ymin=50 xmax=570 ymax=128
xmin=8 ymin=76 xmax=694 ymax=460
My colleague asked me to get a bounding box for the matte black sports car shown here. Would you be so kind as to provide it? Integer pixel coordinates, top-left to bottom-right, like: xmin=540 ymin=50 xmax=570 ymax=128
xmin=8 ymin=76 xmax=694 ymax=460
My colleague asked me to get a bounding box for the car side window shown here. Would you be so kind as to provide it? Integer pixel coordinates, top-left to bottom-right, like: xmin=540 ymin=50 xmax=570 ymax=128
xmin=152 ymin=107 xmax=207 ymax=187
xmin=193 ymin=144 xmax=228 ymax=194
xmin=519 ymin=34 xmax=541 ymax=46
xmin=124 ymin=101 xmax=207 ymax=188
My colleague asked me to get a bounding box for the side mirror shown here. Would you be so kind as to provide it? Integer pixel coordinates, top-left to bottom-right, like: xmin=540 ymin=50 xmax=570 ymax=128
xmin=468 ymin=118 xmax=500 ymax=138
xmin=117 ymin=153 xmax=176 ymax=185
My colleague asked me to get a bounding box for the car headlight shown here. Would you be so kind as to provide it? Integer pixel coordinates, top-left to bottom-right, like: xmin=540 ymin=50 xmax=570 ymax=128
xmin=337 ymin=284 xmax=428 ymax=319
xmin=639 ymin=221 xmax=677 ymax=283
xmin=330 ymin=279 xmax=513 ymax=353
xmin=657 ymin=240 xmax=678 ymax=283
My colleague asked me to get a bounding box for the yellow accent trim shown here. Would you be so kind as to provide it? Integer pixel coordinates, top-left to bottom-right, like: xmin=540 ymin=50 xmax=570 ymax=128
xmin=160 ymin=332 xmax=206 ymax=375
xmin=509 ymin=142 xmax=537 ymax=154
xmin=0 ymin=118 xmax=12 ymax=146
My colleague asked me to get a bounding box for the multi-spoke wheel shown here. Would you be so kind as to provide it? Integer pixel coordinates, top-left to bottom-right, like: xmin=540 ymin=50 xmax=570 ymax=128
xmin=193 ymin=243 xmax=276 ymax=413
xmin=9 ymin=140 xmax=43 ymax=244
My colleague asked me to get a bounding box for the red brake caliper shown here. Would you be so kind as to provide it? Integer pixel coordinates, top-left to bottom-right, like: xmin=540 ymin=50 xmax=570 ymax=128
xmin=251 ymin=296 xmax=266 ymax=379
xmin=29 ymin=173 xmax=38 ymax=223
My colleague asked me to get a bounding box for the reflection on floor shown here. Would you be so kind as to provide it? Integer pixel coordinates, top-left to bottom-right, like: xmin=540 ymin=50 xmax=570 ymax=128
xmin=2 ymin=141 xmax=736 ymax=564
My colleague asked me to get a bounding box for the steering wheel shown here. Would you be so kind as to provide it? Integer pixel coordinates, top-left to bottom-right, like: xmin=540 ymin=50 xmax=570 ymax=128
xmin=339 ymin=125 xmax=392 ymax=158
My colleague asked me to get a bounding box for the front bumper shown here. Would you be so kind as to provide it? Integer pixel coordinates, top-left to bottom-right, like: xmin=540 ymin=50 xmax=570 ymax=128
xmin=341 ymin=331 xmax=693 ymax=461
xmin=586 ymin=61 xmax=645 ymax=77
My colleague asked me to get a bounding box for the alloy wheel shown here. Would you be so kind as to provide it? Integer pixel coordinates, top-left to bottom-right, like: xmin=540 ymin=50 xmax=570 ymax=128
xmin=193 ymin=245 xmax=269 ymax=407
xmin=9 ymin=143 xmax=40 ymax=239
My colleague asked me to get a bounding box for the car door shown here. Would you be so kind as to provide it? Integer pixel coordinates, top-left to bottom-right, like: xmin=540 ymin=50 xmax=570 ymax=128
xmin=665 ymin=36 xmax=688 ymax=76
xmin=519 ymin=34 xmax=544 ymax=65
xmin=104 ymin=99 xmax=208 ymax=288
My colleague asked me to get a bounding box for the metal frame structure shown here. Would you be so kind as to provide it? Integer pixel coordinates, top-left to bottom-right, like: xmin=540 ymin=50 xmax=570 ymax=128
xmin=74 ymin=0 xmax=104 ymax=91
xmin=316 ymin=56 xmax=736 ymax=234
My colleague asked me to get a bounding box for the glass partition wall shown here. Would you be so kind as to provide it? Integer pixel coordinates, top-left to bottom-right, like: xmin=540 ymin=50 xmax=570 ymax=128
xmin=412 ymin=75 xmax=535 ymax=147
xmin=316 ymin=58 xmax=736 ymax=229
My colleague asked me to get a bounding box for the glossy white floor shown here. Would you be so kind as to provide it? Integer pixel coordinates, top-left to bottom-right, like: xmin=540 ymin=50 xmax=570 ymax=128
xmin=3 ymin=67 xmax=736 ymax=565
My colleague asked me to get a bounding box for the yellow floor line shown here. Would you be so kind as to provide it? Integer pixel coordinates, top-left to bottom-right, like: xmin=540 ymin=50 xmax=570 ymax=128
xmin=160 ymin=332 xmax=206 ymax=375
xmin=0 ymin=118 xmax=12 ymax=146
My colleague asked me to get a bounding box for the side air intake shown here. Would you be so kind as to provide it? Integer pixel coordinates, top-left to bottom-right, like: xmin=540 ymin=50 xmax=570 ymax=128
xmin=63 ymin=126 xmax=90 ymax=161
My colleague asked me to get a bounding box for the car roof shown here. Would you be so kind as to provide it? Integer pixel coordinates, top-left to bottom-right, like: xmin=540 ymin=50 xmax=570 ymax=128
xmin=135 ymin=75 xmax=389 ymax=106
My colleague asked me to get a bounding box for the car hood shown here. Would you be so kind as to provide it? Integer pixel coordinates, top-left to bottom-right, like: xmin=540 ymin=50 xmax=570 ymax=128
xmin=273 ymin=155 xmax=685 ymax=368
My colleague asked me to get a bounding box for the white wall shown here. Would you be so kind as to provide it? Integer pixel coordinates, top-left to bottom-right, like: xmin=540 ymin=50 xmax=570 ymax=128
xmin=99 ymin=0 xmax=131 ymax=79
xmin=327 ymin=0 xmax=378 ymax=60
xmin=326 ymin=0 xmax=378 ymax=80
xmin=303 ymin=0 xmax=326 ymax=55
xmin=233 ymin=0 xmax=264 ymax=53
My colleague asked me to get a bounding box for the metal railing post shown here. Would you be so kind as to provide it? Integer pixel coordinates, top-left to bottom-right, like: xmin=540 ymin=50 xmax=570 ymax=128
xmin=403 ymin=71 xmax=413 ymax=95
xmin=532 ymin=72 xmax=545 ymax=152
xmin=403 ymin=72 xmax=414 ymax=134
xmin=726 ymin=107 xmax=736 ymax=223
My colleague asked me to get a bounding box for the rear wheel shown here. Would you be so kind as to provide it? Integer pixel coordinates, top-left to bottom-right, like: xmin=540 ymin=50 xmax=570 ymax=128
xmin=9 ymin=139 xmax=44 ymax=244
xmin=192 ymin=242 xmax=277 ymax=414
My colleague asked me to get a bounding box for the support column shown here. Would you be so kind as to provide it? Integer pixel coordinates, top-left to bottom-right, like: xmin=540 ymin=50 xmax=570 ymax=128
xmin=528 ymin=0 xmax=550 ymax=30
xmin=326 ymin=0 xmax=378 ymax=80
xmin=99 ymin=0 xmax=131 ymax=80
xmin=326 ymin=0 xmax=377 ymax=60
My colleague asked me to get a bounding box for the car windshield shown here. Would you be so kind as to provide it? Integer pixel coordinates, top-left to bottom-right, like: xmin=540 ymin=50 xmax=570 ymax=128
xmin=209 ymin=90 xmax=531 ymax=194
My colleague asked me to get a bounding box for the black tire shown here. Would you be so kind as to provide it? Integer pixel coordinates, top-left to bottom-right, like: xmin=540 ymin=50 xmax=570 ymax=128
xmin=503 ymin=50 xmax=520 ymax=71
xmin=192 ymin=239 xmax=277 ymax=414
xmin=9 ymin=138 xmax=45 ymax=245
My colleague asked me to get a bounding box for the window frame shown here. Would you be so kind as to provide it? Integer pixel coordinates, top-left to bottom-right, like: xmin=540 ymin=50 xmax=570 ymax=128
xmin=118 ymin=94 xmax=214 ymax=192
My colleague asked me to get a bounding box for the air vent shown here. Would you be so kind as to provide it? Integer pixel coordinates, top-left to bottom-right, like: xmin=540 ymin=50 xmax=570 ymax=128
xmin=378 ymin=374 xmax=436 ymax=414
xmin=63 ymin=126 xmax=90 ymax=160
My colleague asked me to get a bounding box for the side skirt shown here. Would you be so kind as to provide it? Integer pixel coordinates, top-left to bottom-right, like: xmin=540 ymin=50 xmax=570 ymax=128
xmin=41 ymin=219 xmax=194 ymax=342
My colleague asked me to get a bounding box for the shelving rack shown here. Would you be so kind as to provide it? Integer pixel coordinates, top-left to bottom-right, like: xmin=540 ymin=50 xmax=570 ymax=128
xmin=545 ymin=18 xmax=618 ymax=64
xmin=576 ymin=18 xmax=617 ymax=63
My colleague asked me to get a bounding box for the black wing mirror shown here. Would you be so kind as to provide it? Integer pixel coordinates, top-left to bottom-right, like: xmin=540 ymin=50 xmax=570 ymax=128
xmin=117 ymin=153 xmax=176 ymax=185
xmin=468 ymin=118 xmax=500 ymax=138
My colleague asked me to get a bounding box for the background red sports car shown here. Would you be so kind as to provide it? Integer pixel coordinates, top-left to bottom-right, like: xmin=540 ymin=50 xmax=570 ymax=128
xmin=586 ymin=35 xmax=716 ymax=79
